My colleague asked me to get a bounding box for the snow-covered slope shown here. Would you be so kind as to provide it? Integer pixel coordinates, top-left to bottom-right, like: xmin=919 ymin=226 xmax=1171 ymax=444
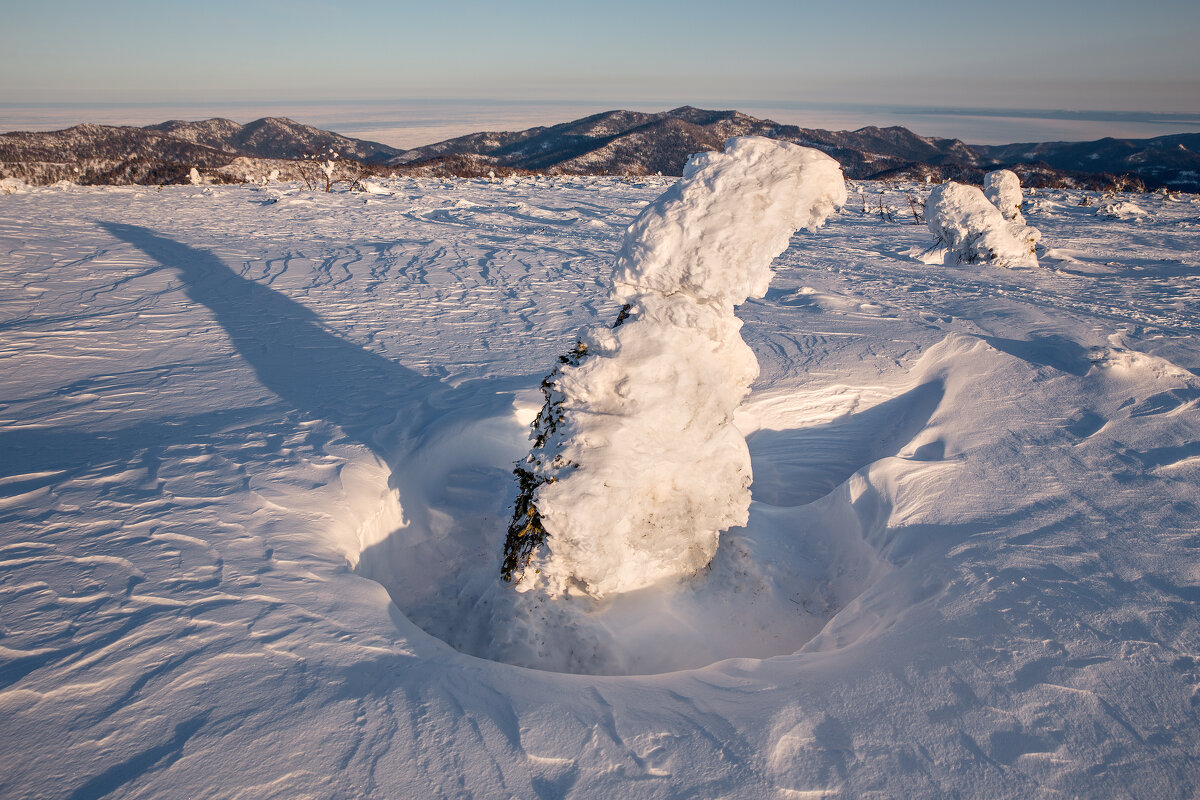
xmin=1 ymin=176 xmax=1199 ymax=798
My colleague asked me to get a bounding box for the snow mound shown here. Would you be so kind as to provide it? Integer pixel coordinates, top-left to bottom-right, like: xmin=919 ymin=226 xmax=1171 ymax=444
xmin=984 ymin=169 xmax=1025 ymax=223
xmin=505 ymin=137 xmax=846 ymax=597
xmin=1097 ymin=199 xmax=1149 ymax=220
xmin=357 ymin=179 xmax=391 ymax=195
xmin=925 ymin=181 xmax=1040 ymax=268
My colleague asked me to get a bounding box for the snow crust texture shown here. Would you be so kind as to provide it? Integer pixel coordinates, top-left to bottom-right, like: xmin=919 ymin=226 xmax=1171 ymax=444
xmin=509 ymin=138 xmax=846 ymax=597
xmin=926 ymin=180 xmax=1041 ymax=267
xmin=2 ymin=176 xmax=1200 ymax=799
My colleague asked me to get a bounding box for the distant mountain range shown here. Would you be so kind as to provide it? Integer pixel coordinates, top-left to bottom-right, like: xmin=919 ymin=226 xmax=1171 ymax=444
xmin=0 ymin=117 xmax=401 ymax=185
xmin=2 ymin=107 xmax=1198 ymax=191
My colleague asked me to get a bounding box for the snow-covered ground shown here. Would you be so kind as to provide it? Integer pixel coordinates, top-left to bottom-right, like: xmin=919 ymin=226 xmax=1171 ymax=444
xmin=2 ymin=174 xmax=1199 ymax=798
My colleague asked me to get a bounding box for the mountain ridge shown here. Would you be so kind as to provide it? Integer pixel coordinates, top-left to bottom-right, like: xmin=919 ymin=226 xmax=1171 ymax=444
xmin=2 ymin=107 xmax=1197 ymax=191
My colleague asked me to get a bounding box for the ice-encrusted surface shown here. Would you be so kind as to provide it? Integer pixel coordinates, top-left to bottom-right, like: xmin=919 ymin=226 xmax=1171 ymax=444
xmin=612 ymin=137 xmax=847 ymax=308
xmin=510 ymin=138 xmax=846 ymax=597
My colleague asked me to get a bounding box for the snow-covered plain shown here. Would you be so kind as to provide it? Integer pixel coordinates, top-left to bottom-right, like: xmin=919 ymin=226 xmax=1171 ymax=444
xmin=2 ymin=173 xmax=1199 ymax=798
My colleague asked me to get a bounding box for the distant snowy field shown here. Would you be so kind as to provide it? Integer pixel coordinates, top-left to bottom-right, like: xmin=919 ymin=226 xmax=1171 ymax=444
xmin=2 ymin=175 xmax=1199 ymax=798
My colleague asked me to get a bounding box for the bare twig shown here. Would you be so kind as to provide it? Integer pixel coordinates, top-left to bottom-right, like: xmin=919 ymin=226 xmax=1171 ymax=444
xmin=877 ymin=194 xmax=895 ymax=223
xmin=905 ymin=189 xmax=924 ymax=225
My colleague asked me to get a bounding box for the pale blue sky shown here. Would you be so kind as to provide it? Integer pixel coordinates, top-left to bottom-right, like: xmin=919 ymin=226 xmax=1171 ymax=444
xmin=3 ymin=0 xmax=1197 ymax=112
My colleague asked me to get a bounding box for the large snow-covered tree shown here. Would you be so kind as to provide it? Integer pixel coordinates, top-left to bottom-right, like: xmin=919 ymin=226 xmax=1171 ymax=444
xmin=503 ymin=137 xmax=846 ymax=597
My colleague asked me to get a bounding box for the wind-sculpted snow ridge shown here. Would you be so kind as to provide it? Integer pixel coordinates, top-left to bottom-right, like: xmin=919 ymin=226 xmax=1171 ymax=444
xmin=924 ymin=180 xmax=1041 ymax=267
xmin=984 ymin=168 xmax=1026 ymax=223
xmin=503 ymin=137 xmax=846 ymax=597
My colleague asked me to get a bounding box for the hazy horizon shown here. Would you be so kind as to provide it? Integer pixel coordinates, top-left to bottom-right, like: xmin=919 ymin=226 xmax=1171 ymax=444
xmin=3 ymin=98 xmax=1199 ymax=148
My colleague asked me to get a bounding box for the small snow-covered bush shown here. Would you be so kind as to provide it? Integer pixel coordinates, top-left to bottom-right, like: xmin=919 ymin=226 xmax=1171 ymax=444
xmin=503 ymin=137 xmax=846 ymax=597
xmin=984 ymin=169 xmax=1025 ymax=223
xmin=1097 ymin=199 xmax=1149 ymax=220
xmin=356 ymin=179 xmax=391 ymax=195
xmin=925 ymin=181 xmax=1040 ymax=268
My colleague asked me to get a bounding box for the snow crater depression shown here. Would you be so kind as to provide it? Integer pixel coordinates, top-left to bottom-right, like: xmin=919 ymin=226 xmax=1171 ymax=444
xmin=354 ymin=139 xmax=918 ymax=674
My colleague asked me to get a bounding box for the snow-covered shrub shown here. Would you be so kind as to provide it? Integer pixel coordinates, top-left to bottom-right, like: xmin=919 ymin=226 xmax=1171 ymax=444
xmin=300 ymin=149 xmax=341 ymax=192
xmin=319 ymin=156 xmax=336 ymax=191
xmin=1097 ymin=199 xmax=1149 ymax=220
xmin=984 ymin=169 xmax=1025 ymax=223
xmin=924 ymin=181 xmax=1040 ymax=268
xmin=355 ymin=179 xmax=391 ymax=195
xmin=502 ymin=137 xmax=846 ymax=597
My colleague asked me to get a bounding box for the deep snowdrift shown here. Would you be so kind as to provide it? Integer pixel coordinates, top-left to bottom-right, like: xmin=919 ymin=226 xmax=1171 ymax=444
xmin=2 ymin=176 xmax=1199 ymax=798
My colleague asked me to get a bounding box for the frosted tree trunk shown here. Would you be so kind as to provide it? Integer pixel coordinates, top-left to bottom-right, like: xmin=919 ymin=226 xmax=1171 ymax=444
xmin=503 ymin=137 xmax=846 ymax=597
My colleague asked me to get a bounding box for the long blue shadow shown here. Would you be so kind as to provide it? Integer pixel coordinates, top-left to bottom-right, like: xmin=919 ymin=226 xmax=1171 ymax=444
xmin=1 ymin=224 xmax=521 ymax=486
xmin=96 ymin=222 xmax=448 ymax=457
xmin=981 ymin=334 xmax=1092 ymax=377
xmin=0 ymin=404 xmax=287 ymax=483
